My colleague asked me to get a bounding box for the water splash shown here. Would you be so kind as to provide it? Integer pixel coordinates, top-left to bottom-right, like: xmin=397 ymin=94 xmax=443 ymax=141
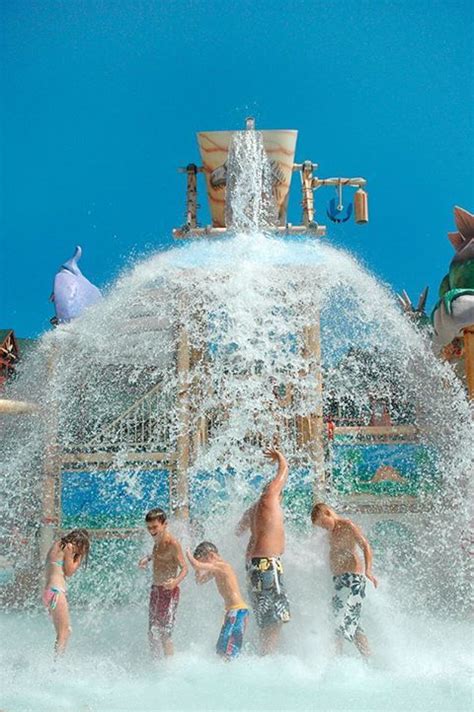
xmin=225 ymin=129 xmax=279 ymax=230
xmin=0 ymin=135 xmax=472 ymax=711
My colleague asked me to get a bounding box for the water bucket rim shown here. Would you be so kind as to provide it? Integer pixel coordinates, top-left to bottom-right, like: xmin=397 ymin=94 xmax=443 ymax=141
xmin=196 ymin=129 xmax=298 ymax=136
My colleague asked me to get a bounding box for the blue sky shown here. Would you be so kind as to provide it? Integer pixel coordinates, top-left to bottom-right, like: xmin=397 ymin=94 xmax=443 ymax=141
xmin=1 ymin=0 xmax=473 ymax=337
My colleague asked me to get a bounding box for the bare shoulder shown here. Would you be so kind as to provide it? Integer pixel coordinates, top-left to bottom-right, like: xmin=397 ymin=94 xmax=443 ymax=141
xmin=259 ymin=489 xmax=280 ymax=507
xmin=47 ymin=541 xmax=61 ymax=559
xmin=334 ymin=519 xmax=357 ymax=536
xmin=218 ymin=560 xmax=235 ymax=577
xmin=343 ymin=519 xmax=366 ymax=540
xmin=168 ymin=535 xmax=184 ymax=554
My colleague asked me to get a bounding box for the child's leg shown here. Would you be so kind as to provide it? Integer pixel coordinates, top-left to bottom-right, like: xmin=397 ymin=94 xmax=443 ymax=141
xmin=148 ymin=627 xmax=162 ymax=660
xmin=334 ymin=634 xmax=344 ymax=656
xmin=216 ymin=610 xmax=248 ymax=660
xmin=160 ymin=633 xmax=174 ymax=657
xmin=260 ymin=621 xmax=281 ymax=656
xmin=50 ymin=593 xmax=71 ymax=656
xmin=354 ymin=629 xmax=370 ymax=658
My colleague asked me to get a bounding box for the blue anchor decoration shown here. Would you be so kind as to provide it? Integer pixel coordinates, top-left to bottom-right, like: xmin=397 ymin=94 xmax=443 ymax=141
xmin=327 ymin=180 xmax=353 ymax=223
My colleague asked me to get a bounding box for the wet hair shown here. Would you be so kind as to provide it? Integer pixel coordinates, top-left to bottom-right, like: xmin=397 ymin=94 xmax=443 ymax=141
xmin=311 ymin=502 xmax=331 ymax=524
xmin=193 ymin=541 xmax=218 ymax=560
xmin=60 ymin=528 xmax=90 ymax=566
xmin=145 ymin=508 xmax=167 ymax=524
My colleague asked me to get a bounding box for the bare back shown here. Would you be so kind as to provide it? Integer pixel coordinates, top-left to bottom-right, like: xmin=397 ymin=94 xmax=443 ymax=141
xmin=249 ymin=493 xmax=285 ymax=558
xmin=329 ymin=520 xmax=364 ymax=576
xmin=214 ymin=562 xmax=247 ymax=610
xmin=45 ymin=542 xmax=67 ymax=590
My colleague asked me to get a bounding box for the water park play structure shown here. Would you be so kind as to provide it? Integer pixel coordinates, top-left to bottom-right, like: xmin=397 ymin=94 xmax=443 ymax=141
xmin=0 ymin=121 xmax=472 ymax=594
xmin=0 ymin=119 xmax=472 ymax=711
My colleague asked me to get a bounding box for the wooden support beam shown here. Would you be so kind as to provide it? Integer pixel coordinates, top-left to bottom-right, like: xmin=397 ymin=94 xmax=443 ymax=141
xmin=184 ymin=164 xmax=199 ymax=230
xmin=0 ymin=398 xmax=39 ymax=414
xmin=39 ymin=344 xmax=60 ymax=564
xmin=463 ymin=326 xmax=474 ymax=399
xmin=60 ymin=451 xmax=176 ymax=466
xmin=333 ymin=425 xmax=418 ymax=439
xmin=300 ymin=162 xmax=315 ymax=226
xmin=56 ymin=527 xmax=145 ymax=540
xmin=175 ymin=326 xmax=190 ymax=519
xmin=173 ymin=224 xmax=326 ymax=239
xmin=301 ymin=322 xmax=325 ymax=499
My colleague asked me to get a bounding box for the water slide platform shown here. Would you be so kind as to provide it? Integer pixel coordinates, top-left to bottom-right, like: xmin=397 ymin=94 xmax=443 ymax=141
xmin=0 ymin=399 xmax=38 ymax=414
xmin=173 ymin=224 xmax=326 ymax=239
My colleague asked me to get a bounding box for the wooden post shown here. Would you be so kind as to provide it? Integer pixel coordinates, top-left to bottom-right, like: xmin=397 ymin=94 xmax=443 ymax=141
xmin=185 ymin=164 xmax=198 ymax=230
xmin=301 ymin=321 xmax=325 ymax=500
xmin=39 ymin=343 xmax=60 ymax=562
xmin=463 ymin=326 xmax=474 ymax=399
xmin=300 ymin=161 xmax=315 ymax=226
xmin=175 ymin=326 xmax=190 ymax=519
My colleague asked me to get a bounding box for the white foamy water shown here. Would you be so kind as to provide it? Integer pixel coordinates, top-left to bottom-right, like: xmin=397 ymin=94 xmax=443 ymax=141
xmin=1 ymin=563 xmax=472 ymax=712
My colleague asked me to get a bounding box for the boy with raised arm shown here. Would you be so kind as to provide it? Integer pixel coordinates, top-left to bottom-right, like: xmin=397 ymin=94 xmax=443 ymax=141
xmin=235 ymin=447 xmax=291 ymax=655
xmin=187 ymin=542 xmax=249 ymax=660
xmin=311 ymin=503 xmax=378 ymax=658
xmin=138 ymin=508 xmax=188 ymax=659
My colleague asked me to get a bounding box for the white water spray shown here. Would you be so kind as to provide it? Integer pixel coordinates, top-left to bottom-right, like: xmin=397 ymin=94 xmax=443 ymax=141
xmin=0 ymin=130 xmax=472 ymax=712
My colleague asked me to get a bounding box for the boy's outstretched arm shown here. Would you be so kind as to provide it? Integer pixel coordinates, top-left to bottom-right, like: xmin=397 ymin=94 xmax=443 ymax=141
xmin=186 ymin=548 xmax=218 ymax=573
xmin=195 ymin=569 xmax=213 ymax=585
xmin=353 ymin=525 xmax=378 ymax=588
xmin=263 ymin=448 xmax=289 ymax=497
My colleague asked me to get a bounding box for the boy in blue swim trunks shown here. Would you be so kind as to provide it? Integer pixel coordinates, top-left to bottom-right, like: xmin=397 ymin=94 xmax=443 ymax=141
xmin=187 ymin=542 xmax=249 ymax=660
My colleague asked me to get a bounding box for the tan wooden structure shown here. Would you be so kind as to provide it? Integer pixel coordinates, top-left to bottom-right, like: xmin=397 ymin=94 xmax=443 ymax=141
xmin=463 ymin=326 xmax=474 ymax=399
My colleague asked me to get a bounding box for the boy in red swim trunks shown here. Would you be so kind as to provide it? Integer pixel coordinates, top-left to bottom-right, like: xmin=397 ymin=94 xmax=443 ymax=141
xmin=138 ymin=508 xmax=188 ymax=658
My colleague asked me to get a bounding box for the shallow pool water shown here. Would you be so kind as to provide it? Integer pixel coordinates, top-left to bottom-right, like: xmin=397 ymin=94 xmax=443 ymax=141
xmin=1 ymin=588 xmax=471 ymax=712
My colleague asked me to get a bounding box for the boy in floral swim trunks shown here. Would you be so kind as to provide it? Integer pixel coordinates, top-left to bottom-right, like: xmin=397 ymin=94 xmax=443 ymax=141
xmin=138 ymin=508 xmax=188 ymax=659
xmin=187 ymin=542 xmax=249 ymax=660
xmin=311 ymin=503 xmax=378 ymax=658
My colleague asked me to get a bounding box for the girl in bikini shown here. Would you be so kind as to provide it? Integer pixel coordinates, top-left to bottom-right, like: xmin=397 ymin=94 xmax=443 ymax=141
xmin=43 ymin=528 xmax=90 ymax=656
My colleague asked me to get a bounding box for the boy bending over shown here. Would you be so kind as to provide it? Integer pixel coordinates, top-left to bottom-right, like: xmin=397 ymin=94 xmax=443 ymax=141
xmin=311 ymin=503 xmax=378 ymax=658
xmin=187 ymin=542 xmax=249 ymax=660
xmin=138 ymin=508 xmax=188 ymax=658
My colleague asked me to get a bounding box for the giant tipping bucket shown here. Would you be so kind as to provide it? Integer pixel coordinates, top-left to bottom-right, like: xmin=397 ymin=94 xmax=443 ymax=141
xmin=197 ymin=129 xmax=298 ymax=227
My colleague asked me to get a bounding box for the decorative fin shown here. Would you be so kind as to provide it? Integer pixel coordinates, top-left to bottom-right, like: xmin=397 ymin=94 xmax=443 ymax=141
xmin=417 ymin=286 xmax=429 ymax=313
xmin=454 ymin=206 xmax=474 ymax=239
xmin=448 ymin=231 xmax=466 ymax=252
xmin=61 ymin=246 xmax=82 ymax=275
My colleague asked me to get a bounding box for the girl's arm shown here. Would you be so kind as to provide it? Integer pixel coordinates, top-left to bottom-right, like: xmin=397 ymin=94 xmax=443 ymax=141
xmin=63 ymin=543 xmax=83 ymax=577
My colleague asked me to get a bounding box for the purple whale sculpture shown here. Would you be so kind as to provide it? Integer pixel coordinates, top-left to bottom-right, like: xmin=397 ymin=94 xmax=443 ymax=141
xmin=51 ymin=246 xmax=102 ymax=323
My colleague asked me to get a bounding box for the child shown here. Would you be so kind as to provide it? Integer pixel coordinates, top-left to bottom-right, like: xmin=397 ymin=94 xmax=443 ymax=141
xmin=235 ymin=448 xmax=291 ymax=655
xmin=138 ymin=508 xmax=187 ymax=658
xmin=43 ymin=528 xmax=90 ymax=656
xmin=311 ymin=503 xmax=378 ymax=658
xmin=186 ymin=542 xmax=249 ymax=661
